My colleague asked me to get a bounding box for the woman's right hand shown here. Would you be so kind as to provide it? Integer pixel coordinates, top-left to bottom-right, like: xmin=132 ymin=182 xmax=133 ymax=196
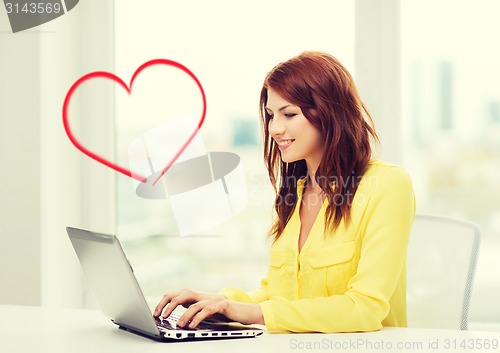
xmin=153 ymin=288 xmax=225 ymax=320
xmin=153 ymin=288 xmax=264 ymax=329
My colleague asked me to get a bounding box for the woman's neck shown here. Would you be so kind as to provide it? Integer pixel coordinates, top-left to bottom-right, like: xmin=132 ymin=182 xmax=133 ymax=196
xmin=305 ymin=160 xmax=322 ymax=193
xmin=305 ymin=174 xmax=323 ymax=194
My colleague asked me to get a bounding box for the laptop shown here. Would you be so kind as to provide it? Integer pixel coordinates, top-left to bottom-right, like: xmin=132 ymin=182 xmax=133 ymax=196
xmin=66 ymin=226 xmax=264 ymax=341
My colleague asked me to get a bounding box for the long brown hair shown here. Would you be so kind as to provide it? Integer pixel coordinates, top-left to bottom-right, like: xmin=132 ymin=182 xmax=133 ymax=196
xmin=260 ymin=51 xmax=379 ymax=239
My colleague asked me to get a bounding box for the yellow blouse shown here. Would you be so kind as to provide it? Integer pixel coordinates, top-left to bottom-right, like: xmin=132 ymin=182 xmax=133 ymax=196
xmin=220 ymin=160 xmax=416 ymax=333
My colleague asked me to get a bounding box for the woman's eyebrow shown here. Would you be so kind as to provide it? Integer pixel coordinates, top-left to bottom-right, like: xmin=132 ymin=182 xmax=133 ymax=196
xmin=265 ymin=104 xmax=295 ymax=112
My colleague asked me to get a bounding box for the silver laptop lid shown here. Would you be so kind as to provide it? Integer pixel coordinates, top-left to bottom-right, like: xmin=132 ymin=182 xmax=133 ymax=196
xmin=67 ymin=227 xmax=160 ymax=337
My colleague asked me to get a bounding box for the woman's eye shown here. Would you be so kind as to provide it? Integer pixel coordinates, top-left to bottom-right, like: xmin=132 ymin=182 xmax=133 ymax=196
xmin=285 ymin=113 xmax=297 ymax=118
xmin=267 ymin=113 xmax=274 ymax=119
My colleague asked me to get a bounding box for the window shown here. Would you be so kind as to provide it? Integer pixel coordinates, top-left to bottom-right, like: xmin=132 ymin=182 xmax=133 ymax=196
xmin=113 ymin=0 xmax=354 ymax=299
xmin=401 ymin=0 xmax=500 ymax=327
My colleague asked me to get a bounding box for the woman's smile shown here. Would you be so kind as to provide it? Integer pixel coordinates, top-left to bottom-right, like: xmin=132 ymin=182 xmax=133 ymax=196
xmin=276 ymin=139 xmax=295 ymax=150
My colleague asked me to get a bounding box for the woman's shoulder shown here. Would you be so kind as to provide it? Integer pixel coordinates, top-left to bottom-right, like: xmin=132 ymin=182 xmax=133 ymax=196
xmin=364 ymin=159 xmax=411 ymax=177
xmin=360 ymin=160 xmax=413 ymax=190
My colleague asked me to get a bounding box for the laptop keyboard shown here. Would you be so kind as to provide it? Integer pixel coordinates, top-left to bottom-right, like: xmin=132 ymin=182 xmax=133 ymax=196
xmin=155 ymin=315 xmax=179 ymax=330
xmin=155 ymin=314 xmax=213 ymax=331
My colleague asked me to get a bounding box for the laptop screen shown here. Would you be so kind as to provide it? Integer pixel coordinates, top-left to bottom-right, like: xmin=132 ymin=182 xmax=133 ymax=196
xmin=67 ymin=227 xmax=160 ymax=336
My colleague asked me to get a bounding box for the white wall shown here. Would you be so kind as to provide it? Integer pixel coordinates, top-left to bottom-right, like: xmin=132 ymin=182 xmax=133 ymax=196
xmin=0 ymin=0 xmax=115 ymax=307
xmin=0 ymin=17 xmax=42 ymax=305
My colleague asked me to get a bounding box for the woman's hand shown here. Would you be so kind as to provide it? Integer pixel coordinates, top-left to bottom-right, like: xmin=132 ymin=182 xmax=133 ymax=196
xmin=153 ymin=288 xmax=264 ymax=329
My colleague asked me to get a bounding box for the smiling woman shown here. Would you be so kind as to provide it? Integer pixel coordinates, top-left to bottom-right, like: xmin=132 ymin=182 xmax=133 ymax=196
xmin=155 ymin=51 xmax=416 ymax=333
xmin=261 ymin=52 xmax=378 ymax=240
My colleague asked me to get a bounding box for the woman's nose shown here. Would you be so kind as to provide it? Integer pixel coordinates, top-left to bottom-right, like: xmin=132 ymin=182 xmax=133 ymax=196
xmin=268 ymin=117 xmax=285 ymax=137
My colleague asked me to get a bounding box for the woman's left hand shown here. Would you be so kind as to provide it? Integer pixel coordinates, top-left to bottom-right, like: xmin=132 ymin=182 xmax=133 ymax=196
xmin=153 ymin=288 xmax=264 ymax=329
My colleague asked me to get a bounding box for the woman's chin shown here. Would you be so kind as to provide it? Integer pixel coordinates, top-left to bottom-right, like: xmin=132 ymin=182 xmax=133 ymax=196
xmin=280 ymin=154 xmax=298 ymax=164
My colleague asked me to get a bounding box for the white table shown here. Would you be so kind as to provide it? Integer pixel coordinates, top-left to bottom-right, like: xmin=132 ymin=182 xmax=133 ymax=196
xmin=1 ymin=305 xmax=499 ymax=353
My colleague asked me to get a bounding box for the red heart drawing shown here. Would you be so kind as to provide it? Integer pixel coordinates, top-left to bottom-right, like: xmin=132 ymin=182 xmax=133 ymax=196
xmin=62 ymin=59 xmax=207 ymax=185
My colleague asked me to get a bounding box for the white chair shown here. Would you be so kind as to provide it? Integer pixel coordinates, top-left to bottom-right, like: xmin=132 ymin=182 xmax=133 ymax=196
xmin=406 ymin=214 xmax=481 ymax=330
